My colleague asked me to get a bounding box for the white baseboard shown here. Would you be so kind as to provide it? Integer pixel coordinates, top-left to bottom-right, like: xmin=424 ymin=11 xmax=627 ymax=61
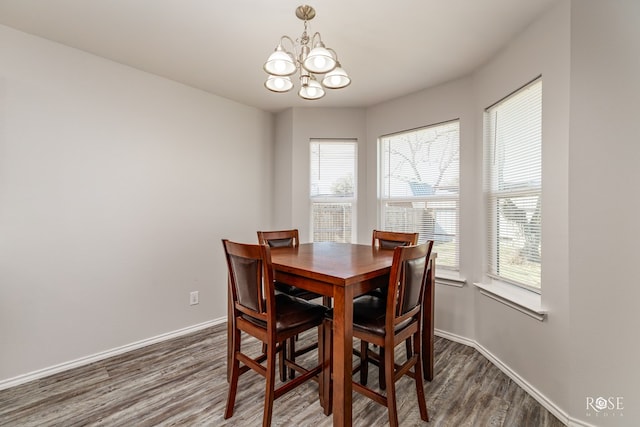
xmin=566 ymin=419 xmax=599 ymax=427
xmin=434 ymin=328 xmax=476 ymax=347
xmin=0 ymin=317 xmax=226 ymax=391
xmin=434 ymin=328 xmax=572 ymax=426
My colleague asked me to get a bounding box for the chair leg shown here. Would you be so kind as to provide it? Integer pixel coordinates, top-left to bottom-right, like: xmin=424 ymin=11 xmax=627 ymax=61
xmin=360 ymin=340 xmax=369 ymax=385
xmin=405 ymin=337 xmax=413 ymax=358
xmin=379 ymin=347 xmax=386 ymax=390
xmin=288 ymin=337 xmax=296 ymax=379
xmin=384 ymin=343 xmax=399 ymax=427
xmin=318 ymin=323 xmax=325 ymax=409
xmin=262 ymin=339 xmax=277 ymax=427
xmin=224 ymin=328 xmax=241 ymax=419
xmin=279 ymin=340 xmax=287 ymax=382
xmin=413 ymin=332 xmax=429 ymax=422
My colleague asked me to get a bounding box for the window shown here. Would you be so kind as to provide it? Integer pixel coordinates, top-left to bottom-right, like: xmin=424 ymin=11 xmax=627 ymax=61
xmin=485 ymin=78 xmax=542 ymax=291
xmin=310 ymin=140 xmax=357 ymax=243
xmin=379 ymin=120 xmax=460 ymax=270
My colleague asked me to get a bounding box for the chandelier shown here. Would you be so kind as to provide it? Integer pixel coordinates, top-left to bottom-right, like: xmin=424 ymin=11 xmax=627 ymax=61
xmin=263 ymin=5 xmax=351 ymax=100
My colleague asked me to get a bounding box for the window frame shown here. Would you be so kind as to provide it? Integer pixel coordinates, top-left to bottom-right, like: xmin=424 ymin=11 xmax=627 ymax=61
xmin=484 ymin=77 xmax=542 ymax=293
xmin=378 ymin=119 xmax=460 ymax=270
xmin=309 ymin=139 xmax=358 ymax=243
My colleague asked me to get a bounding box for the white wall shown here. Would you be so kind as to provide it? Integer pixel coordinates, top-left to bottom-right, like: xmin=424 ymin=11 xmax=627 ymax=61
xmin=569 ymin=0 xmax=640 ymax=424
xmin=272 ymin=110 xmax=294 ymax=228
xmin=0 ymin=25 xmax=274 ymax=382
xmin=472 ymin=0 xmax=571 ymax=415
xmin=366 ymin=77 xmax=478 ymax=341
xmin=275 ymin=107 xmax=367 ymax=243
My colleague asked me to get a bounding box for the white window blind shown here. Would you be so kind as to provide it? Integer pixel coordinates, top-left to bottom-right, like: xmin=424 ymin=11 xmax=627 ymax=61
xmin=379 ymin=120 xmax=460 ymax=269
xmin=485 ymin=78 xmax=542 ymax=291
xmin=310 ymin=140 xmax=357 ymax=243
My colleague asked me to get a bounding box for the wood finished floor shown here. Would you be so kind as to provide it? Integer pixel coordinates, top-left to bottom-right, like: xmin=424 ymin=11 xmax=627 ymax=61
xmin=0 ymin=324 xmax=565 ymax=426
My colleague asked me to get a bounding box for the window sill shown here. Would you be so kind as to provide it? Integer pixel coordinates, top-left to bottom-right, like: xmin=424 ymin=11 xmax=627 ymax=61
xmin=436 ymin=270 xmax=466 ymax=288
xmin=473 ymin=281 xmax=547 ymax=321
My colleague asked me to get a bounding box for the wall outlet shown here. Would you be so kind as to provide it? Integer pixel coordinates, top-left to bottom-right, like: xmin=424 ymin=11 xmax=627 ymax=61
xmin=190 ymin=291 xmax=199 ymax=305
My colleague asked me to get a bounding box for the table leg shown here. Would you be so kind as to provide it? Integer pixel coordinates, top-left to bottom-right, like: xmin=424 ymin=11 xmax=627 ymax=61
xmin=332 ymin=285 xmax=354 ymax=427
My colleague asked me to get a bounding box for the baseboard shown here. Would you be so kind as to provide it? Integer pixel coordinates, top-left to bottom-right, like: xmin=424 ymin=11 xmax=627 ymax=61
xmin=434 ymin=328 xmax=571 ymax=426
xmin=434 ymin=328 xmax=476 ymax=348
xmin=0 ymin=317 xmax=226 ymax=391
xmin=566 ymin=418 xmax=599 ymax=427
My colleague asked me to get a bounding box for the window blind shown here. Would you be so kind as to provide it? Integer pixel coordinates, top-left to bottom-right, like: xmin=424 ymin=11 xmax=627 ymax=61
xmin=485 ymin=78 xmax=542 ymax=290
xmin=379 ymin=120 xmax=460 ymax=269
xmin=310 ymin=140 xmax=357 ymax=243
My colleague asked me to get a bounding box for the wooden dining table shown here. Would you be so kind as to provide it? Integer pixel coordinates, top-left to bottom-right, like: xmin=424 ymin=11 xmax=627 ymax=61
xmin=269 ymin=242 xmax=436 ymax=427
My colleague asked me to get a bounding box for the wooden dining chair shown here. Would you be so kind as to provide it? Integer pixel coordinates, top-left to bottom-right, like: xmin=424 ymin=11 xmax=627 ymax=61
xmin=257 ymin=229 xmax=321 ymax=302
xmin=257 ymin=229 xmax=329 ymax=380
xmin=372 ymin=229 xmax=419 ymax=249
xmin=223 ymin=239 xmax=326 ymax=427
xmin=367 ymin=229 xmax=420 ymax=386
xmin=369 ymin=230 xmax=419 ymax=299
xmin=321 ymin=241 xmax=434 ymax=427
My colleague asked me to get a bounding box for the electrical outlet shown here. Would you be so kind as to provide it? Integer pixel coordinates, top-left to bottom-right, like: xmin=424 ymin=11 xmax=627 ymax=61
xmin=190 ymin=291 xmax=199 ymax=305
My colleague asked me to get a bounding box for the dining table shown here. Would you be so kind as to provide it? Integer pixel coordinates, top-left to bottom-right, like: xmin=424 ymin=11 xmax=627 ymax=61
xmin=268 ymin=242 xmax=436 ymax=427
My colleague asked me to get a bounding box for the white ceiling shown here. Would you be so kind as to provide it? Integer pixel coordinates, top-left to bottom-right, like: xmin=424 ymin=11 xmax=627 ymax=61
xmin=0 ymin=0 xmax=558 ymax=113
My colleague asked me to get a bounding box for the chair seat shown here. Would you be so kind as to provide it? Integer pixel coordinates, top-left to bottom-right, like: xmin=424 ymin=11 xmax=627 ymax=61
xmin=349 ymin=295 xmax=412 ymax=337
xmin=274 ymin=281 xmax=322 ymax=301
xmin=242 ymin=293 xmax=327 ymax=333
xmin=364 ymin=286 xmax=387 ymax=300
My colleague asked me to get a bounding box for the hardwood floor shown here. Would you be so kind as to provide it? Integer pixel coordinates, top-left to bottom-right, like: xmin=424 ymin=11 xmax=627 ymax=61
xmin=0 ymin=324 xmax=564 ymax=426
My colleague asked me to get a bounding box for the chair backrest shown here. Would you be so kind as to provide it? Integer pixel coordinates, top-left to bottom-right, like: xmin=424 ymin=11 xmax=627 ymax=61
xmin=257 ymin=229 xmax=299 ymax=248
xmin=222 ymin=239 xmax=275 ymax=323
xmin=386 ymin=241 xmax=434 ymax=329
xmin=372 ymin=229 xmax=419 ymax=250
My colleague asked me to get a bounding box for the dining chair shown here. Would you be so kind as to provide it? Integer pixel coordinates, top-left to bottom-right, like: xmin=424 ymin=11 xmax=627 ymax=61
xmin=257 ymin=229 xmax=321 ymax=302
xmin=369 ymin=230 xmax=419 ymax=299
xmin=368 ymin=230 xmax=419 ymax=299
xmin=223 ymin=239 xmax=326 ymax=427
xmin=367 ymin=229 xmax=420 ymax=386
xmin=372 ymin=229 xmax=419 ymax=249
xmin=321 ymin=241 xmax=434 ymax=427
xmin=258 ymin=229 xmax=331 ymax=380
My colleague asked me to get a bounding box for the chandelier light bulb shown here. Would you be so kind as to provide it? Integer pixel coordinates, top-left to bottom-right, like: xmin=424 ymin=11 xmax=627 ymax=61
xmin=311 ymin=55 xmax=327 ymax=70
xmin=264 ymin=48 xmax=296 ymax=76
xmin=303 ymin=43 xmax=336 ymax=74
xmin=265 ymin=75 xmax=294 ymax=92
xmin=299 ymin=78 xmax=325 ymax=100
xmin=306 ymin=85 xmax=320 ymax=97
xmin=328 ymin=75 xmax=341 ymax=85
xmin=274 ymin=78 xmax=286 ymax=89
xmin=322 ymin=63 xmax=351 ymax=89
xmin=274 ymin=61 xmax=288 ymax=74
